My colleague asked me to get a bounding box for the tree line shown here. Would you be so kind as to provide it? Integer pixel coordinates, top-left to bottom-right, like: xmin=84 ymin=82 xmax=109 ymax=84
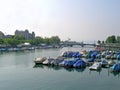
xmin=97 ymin=35 xmax=120 ymax=44
xmin=0 ymin=35 xmax=61 ymax=46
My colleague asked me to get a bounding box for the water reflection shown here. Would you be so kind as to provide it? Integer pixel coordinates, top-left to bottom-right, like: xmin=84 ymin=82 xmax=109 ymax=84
xmin=107 ymin=68 xmax=120 ymax=78
xmin=33 ymin=64 xmax=86 ymax=73
xmin=33 ymin=64 xmax=44 ymax=68
xmin=33 ymin=64 xmax=120 ymax=78
xmin=89 ymin=68 xmax=102 ymax=75
xmin=64 ymin=67 xmax=86 ymax=72
xmin=111 ymin=72 xmax=120 ymax=77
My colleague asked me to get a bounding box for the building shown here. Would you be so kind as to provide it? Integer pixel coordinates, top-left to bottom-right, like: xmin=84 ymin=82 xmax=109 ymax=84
xmin=15 ymin=29 xmax=35 ymax=40
xmin=0 ymin=31 xmax=5 ymax=38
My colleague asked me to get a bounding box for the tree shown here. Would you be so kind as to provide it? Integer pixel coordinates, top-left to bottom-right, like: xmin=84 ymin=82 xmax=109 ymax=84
xmin=106 ymin=35 xmax=117 ymax=43
xmin=14 ymin=35 xmax=25 ymax=40
xmin=30 ymin=36 xmax=43 ymax=45
xmin=97 ymin=40 xmax=101 ymax=44
xmin=43 ymin=37 xmax=50 ymax=45
xmin=4 ymin=38 xmax=20 ymax=46
xmin=0 ymin=38 xmax=4 ymax=44
xmin=102 ymin=41 xmax=105 ymax=44
xmin=117 ymin=36 xmax=120 ymax=43
xmin=0 ymin=35 xmax=61 ymax=46
xmin=49 ymin=36 xmax=61 ymax=45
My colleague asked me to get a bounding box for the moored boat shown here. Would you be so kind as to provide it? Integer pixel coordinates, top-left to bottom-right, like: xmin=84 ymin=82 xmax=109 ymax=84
xmin=110 ymin=63 xmax=120 ymax=72
xmin=89 ymin=62 xmax=101 ymax=70
xmin=59 ymin=60 xmax=67 ymax=66
xmin=73 ymin=59 xmax=86 ymax=68
xmin=51 ymin=56 xmax=64 ymax=65
xmin=34 ymin=57 xmax=47 ymax=64
xmin=42 ymin=58 xmax=54 ymax=65
xmin=108 ymin=60 xmax=116 ymax=66
xmin=64 ymin=58 xmax=80 ymax=68
xmin=100 ymin=59 xmax=108 ymax=67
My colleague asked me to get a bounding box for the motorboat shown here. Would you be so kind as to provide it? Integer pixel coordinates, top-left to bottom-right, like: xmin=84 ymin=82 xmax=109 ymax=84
xmin=105 ymin=54 xmax=111 ymax=59
xmin=72 ymin=52 xmax=82 ymax=58
xmin=89 ymin=62 xmax=101 ymax=70
xmin=73 ymin=59 xmax=86 ymax=68
xmin=87 ymin=58 xmax=95 ymax=65
xmin=100 ymin=59 xmax=108 ymax=67
xmin=117 ymin=54 xmax=120 ymax=60
xmin=42 ymin=58 xmax=54 ymax=65
xmin=87 ymin=58 xmax=95 ymax=62
xmin=51 ymin=56 xmax=64 ymax=65
xmin=64 ymin=58 xmax=80 ymax=67
xmin=34 ymin=57 xmax=47 ymax=64
xmin=59 ymin=60 xmax=67 ymax=66
xmin=108 ymin=60 xmax=116 ymax=66
xmin=61 ymin=51 xmax=73 ymax=58
xmin=110 ymin=63 xmax=120 ymax=72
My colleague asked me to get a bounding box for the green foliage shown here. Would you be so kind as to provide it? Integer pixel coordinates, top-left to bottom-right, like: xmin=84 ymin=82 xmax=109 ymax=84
xmin=102 ymin=41 xmax=105 ymax=44
xmin=30 ymin=36 xmax=61 ymax=45
xmin=31 ymin=36 xmax=44 ymax=45
xmin=43 ymin=37 xmax=50 ymax=45
xmin=0 ymin=35 xmax=61 ymax=46
xmin=4 ymin=38 xmax=20 ymax=46
xmin=97 ymin=40 xmax=101 ymax=44
xmin=0 ymin=38 xmax=4 ymax=44
xmin=14 ymin=35 xmax=25 ymax=40
xmin=105 ymin=35 xmax=117 ymax=43
xmin=117 ymin=36 xmax=120 ymax=43
xmin=50 ymin=36 xmax=61 ymax=45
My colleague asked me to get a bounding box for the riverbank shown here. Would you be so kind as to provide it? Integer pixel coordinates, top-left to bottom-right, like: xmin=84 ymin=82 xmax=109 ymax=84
xmin=0 ymin=45 xmax=61 ymax=53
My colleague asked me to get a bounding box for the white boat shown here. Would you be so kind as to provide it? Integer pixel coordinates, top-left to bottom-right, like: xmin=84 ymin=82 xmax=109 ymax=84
xmin=89 ymin=62 xmax=101 ymax=70
xmin=59 ymin=60 xmax=67 ymax=66
xmin=105 ymin=55 xmax=111 ymax=59
xmin=51 ymin=56 xmax=64 ymax=65
xmin=42 ymin=58 xmax=54 ymax=65
xmin=108 ymin=60 xmax=116 ymax=66
xmin=34 ymin=57 xmax=47 ymax=64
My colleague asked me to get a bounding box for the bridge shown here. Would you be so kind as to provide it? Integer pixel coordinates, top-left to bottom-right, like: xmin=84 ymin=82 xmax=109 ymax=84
xmin=60 ymin=41 xmax=96 ymax=47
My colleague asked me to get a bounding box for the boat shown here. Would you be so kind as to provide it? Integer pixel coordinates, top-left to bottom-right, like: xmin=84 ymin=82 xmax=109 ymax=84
xmin=64 ymin=58 xmax=80 ymax=67
xmin=89 ymin=62 xmax=101 ymax=70
xmin=72 ymin=52 xmax=82 ymax=58
xmin=51 ymin=56 xmax=64 ymax=65
xmin=59 ymin=60 xmax=68 ymax=66
xmin=62 ymin=51 xmax=73 ymax=58
xmin=87 ymin=58 xmax=95 ymax=62
xmin=108 ymin=60 xmax=116 ymax=66
xmin=91 ymin=52 xmax=97 ymax=59
xmin=117 ymin=54 xmax=120 ymax=60
xmin=34 ymin=57 xmax=47 ymax=64
xmin=73 ymin=59 xmax=86 ymax=68
xmin=110 ymin=63 xmax=120 ymax=72
xmin=42 ymin=58 xmax=54 ymax=65
xmin=96 ymin=54 xmax=101 ymax=59
xmin=105 ymin=54 xmax=111 ymax=59
xmin=100 ymin=59 xmax=108 ymax=67
xmin=87 ymin=58 xmax=95 ymax=65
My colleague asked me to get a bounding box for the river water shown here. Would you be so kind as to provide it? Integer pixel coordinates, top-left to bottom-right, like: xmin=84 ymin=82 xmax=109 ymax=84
xmin=0 ymin=46 xmax=120 ymax=90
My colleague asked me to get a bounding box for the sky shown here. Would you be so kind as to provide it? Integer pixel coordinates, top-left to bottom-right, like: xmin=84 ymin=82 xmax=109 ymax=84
xmin=0 ymin=0 xmax=120 ymax=42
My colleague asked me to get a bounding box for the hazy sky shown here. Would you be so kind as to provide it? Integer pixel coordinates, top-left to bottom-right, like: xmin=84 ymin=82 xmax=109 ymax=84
xmin=0 ymin=0 xmax=120 ymax=41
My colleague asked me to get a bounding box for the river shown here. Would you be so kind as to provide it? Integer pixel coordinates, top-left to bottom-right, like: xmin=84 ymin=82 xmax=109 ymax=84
xmin=0 ymin=46 xmax=120 ymax=90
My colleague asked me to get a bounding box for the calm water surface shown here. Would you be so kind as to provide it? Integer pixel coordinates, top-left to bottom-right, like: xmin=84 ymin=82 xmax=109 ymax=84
xmin=0 ymin=47 xmax=120 ymax=90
